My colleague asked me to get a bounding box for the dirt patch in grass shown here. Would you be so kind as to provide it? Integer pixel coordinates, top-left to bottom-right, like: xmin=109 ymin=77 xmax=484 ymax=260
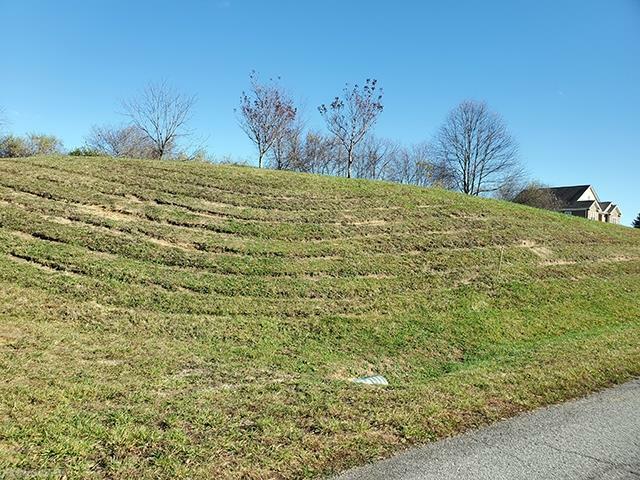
xmin=519 ymin=239 xmax=553 ymax=259
xmin=46 ymin=215 xmax=74 ymax=225
xmin=77 ymin=204 xmax=136 ymax=222
xmin=541 ymin=259 xmax=577 ymax=266
xmin=143 ymin=236 xmax=195 ymax=251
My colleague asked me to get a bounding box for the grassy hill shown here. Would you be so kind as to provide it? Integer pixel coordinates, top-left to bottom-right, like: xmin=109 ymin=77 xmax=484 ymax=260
xmin=1 ymin=156 xmax=639 ymax=479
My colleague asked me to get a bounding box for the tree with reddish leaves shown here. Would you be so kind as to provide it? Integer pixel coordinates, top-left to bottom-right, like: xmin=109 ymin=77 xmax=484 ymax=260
xmin=237 ymin=71 xmax=297 ymax=169
xmin=318 ymin=79 xmax=384 ymax=178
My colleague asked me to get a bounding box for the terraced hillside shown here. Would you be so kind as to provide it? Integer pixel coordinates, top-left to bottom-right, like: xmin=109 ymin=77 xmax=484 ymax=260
xmin=1 ymin=156 xmax=639 ymax=479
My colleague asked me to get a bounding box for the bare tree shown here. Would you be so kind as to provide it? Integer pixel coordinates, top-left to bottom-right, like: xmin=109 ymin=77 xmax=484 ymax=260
xmin=433 ymin=100 xmax=521 ymax=196
xmin=387 ymin=144 xmax=428 ymax=185
xmin=122 ymin=82 xmax=196 ymax=159
xmin=318 ymin=79 xmax=383 ymax=178
xmin=26 ymin=133 xmax=64 ymax=156
xmin=268 ymin=119 xmax=304 ymax=170
xmin=387 ymin=142 xmax=440 ymax=187
xmin=513 ymin=181 xmax=562 ymax=210
xmin=86 ymin=124 xmax=156 ymax=158
xmin=237 ymin=71 xmax=297 ymax=169
xmin=496 ymin=174 xmax=527 ymax=202
xmin=353 ymin=136 xmax=397 ymax=180
xmin=299 ymin=131 xmax=342 ymax=175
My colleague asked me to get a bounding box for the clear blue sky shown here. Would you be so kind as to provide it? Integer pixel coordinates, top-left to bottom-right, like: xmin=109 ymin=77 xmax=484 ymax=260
xmin=2 ymin=0 xmax=639 ymax=224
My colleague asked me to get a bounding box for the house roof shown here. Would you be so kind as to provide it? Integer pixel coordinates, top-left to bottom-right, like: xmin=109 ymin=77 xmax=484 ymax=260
xmin=544 ymin=185 xmax=590 ymax=204
xmin=599 ymin=201 xmax=612 ymax=212
xmin=528 ymin=185 xmax=620 ymax=214
xmin=606 ymin=203 xmax=621 ymax=215
xmin=539 ymin=185 xmax=593 ymax=210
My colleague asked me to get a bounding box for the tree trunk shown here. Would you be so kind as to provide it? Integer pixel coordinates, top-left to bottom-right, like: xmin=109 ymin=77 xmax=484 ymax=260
xmin=347 ymin=149 xmax=353 ymax=178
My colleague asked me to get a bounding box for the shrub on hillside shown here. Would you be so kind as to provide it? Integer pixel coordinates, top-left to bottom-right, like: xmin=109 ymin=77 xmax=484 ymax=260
xmin=513 ymin=182 xmax=562 ymax=210
xmin=27 ymin=134 xmax=64 ymax=156
xmin=85 ymin=124 xmax=157 ymax=159
xmin=0 ymin=133 xmax=64 ymax=158
xmin=69 ymin=146 xmax=101 ymax=157
xmin=0 ymin=135 xmax=31 ymax=158
xmin=171 ymin=148 xmax=214 ymax=163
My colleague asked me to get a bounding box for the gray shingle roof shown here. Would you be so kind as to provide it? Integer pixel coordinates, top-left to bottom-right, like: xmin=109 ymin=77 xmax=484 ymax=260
xmin=539 ymin=185 xmax=593 ymax=209
xmin=526 ymin=185 xmax=619 ymax=214
xmin=599 ymin=201 xmax=612 ymax=212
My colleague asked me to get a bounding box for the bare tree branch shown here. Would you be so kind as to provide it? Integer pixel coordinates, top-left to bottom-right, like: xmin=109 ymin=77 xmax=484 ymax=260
xmin=512 ymin=181 xmax=563 ymax=210
xmin=386 ymin=142 xmax=443 ymax=187
xmin=352 ymin=135 xmax=397 ymax=180
xmin=318 ymin=79 xmax=384 ymax=178
xmin=122 ymin=82 xmax=196 ymax=159
xmin=237 ymin=71 xmax=297 ymax=168
xmin=300 ymin=131 xmax=342 ymax=175
xmin=86 ymin=124 xmax=156 ymax=158
xmin=268 ymin=119 xmax=304 ymax=170
xmin=434 ymin=100 xmax=521 ymax=196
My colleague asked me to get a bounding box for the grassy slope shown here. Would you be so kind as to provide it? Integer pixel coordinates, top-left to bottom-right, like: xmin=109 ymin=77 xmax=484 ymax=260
xmin=0 ymin=156 xmax=639 ymax=479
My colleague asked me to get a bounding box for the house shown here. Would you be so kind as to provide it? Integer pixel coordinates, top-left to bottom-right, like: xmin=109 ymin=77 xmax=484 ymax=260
xmin=542 ymin=185 xmax=622 ymax=224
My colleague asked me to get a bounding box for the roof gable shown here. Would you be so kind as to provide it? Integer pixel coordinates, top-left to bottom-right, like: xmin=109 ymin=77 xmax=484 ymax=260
xmin=577 ymin=186 xmax=600 ymax=203
xmin=545 ymin=185 xmax=591 ymax=205
xmin=599 ymin=201 xmax=612 ymax=212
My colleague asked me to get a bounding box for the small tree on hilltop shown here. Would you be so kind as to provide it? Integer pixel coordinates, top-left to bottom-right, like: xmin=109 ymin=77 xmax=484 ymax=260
xmin=237 ymin=71 xmax=297 ymax=169
xmin=633 ymin=213 xmax=640 ymax=228
xmin=122 ymin=82 xmax=196 ymax=160
xmin=27 ymin=134 xmax=64 ymax=156
xmin=319 ymin=79 xmax=383 ymax=178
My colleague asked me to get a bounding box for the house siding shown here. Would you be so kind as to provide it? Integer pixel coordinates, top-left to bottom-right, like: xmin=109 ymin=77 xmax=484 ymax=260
xmin=609 ymin=210 xmax=621 ymax=224
xmin=536 ymin=185 xmax=621 ymax=225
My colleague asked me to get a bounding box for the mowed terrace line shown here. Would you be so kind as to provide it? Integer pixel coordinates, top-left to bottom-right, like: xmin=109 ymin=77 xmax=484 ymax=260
xmin=0 ymin=155 xmax=639 ymax=480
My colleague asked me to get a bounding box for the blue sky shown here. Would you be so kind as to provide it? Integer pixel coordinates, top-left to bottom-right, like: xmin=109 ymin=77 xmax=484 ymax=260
xmin=2 ymin=0 xmax=639 ymax=224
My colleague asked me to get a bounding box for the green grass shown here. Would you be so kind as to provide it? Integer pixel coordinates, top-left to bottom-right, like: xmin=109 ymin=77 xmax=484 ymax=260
xmin=1 ymin=156 xmax=639 ymax=479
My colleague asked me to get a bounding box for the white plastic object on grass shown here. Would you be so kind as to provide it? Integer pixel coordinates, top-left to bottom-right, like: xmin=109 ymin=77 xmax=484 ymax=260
xmin=351 ymin=375 xmax=389 ymax=385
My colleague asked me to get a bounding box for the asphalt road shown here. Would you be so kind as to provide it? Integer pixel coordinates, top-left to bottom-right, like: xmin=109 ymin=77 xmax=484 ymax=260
xmin=335 ymin=379 xmax=640 ymax=480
